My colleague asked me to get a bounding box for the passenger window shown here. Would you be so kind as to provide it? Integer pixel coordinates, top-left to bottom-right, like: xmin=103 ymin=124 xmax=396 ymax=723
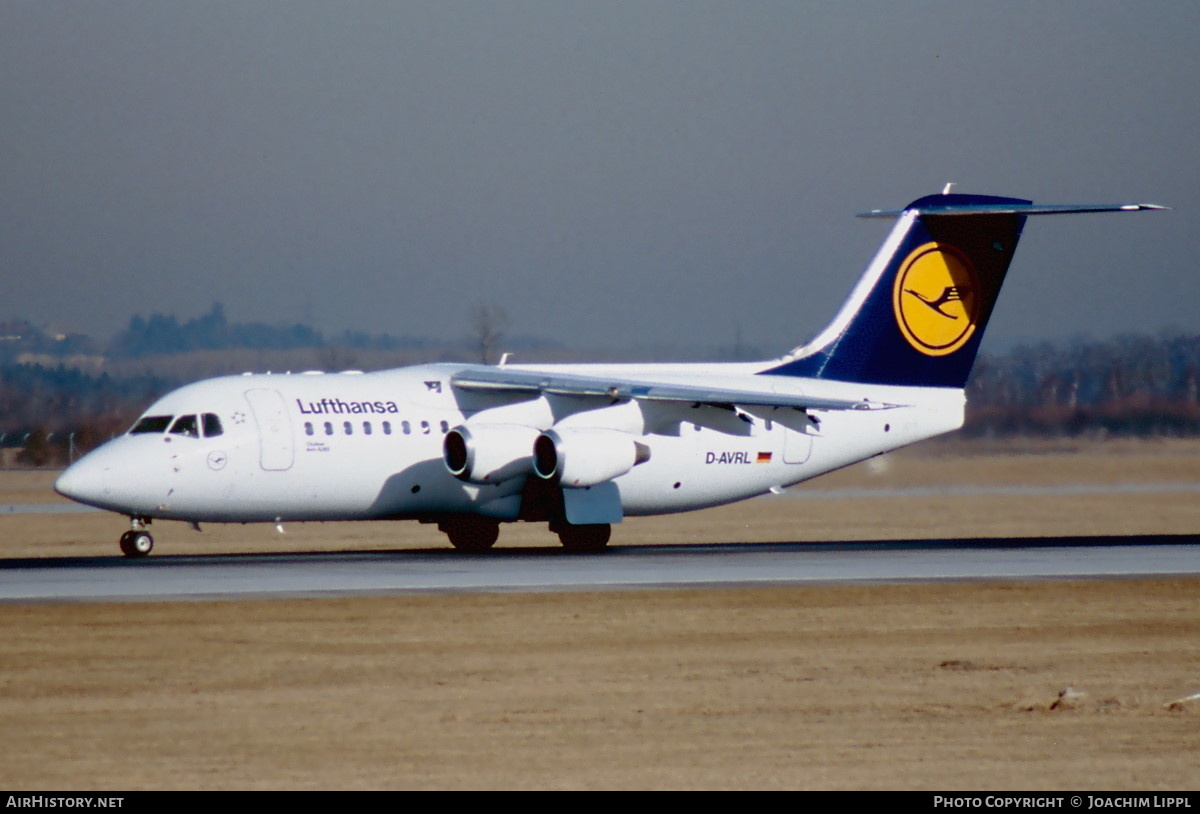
xmin=130 ymin=415 xmax=173 ymax=435
xmin=383 ymin=421 xmax=392 ymax=435
xmin=343 ymin=421 xmax=353 ymax=435
xmin=440 ymin=421 xmax=449 ymax=433
xmin=305 ymin=422 xmax=314 ymax=436
xmin=202 ymin=413 xmax=224 ymax=437
xmin=169 ymin=415 xmax=200 ymax=438
xmin=420 ymin=420 xmax=430 ymax=435
xmin=402 ymin=421 xmax=411 ymax=435
xmin=363 ymin=422 xmax=372 ymax=435
xmin=324 ymin=422 xmax=333 ymax=436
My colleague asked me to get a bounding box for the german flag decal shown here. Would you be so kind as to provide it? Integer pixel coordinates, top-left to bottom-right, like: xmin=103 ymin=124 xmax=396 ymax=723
xmin=756 ymin=452 xmax=773 ymax=463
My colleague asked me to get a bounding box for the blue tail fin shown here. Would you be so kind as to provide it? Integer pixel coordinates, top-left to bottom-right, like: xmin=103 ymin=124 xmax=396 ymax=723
xmin=763 ymin=193 xmax=1165 ymax=389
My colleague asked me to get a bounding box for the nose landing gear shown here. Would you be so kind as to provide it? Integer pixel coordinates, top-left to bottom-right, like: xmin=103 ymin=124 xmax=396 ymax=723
xmin=118 ymin=518 xmax=154 ymax=558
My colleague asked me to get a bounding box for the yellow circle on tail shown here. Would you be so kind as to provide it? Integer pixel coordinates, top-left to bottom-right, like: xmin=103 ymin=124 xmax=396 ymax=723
xmin=892 ymin=242 xmax=979 ymax=356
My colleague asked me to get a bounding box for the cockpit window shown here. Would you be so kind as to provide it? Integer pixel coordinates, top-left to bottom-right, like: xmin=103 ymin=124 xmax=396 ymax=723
xmin=129 ymin=413 xmax=222 ymax=437
xmin=202 ymin=413 xmax=224 ymax=438
xmin=130 ymin=415 xmax=173 ymax=435
xmin=169 ymin=415 xmax=200 ymax=438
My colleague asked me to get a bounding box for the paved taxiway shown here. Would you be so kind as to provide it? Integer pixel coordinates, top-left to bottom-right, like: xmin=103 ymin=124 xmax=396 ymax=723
xmin=3 ymin=537 xmax=1200 ymax=602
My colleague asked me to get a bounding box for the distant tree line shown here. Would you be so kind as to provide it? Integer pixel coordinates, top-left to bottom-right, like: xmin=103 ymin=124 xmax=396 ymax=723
xmin=0 ymin=363 xmax=170 ymax=466
xmin=106 ymin=303 xmax=438 ymax=358
xmin=0 ymin=319 xmax=97 ymax=358
xmin=0 ymin=304 xmax=442 ymax=364
xmin=965 ymin=334 xmax=1200 ymax=437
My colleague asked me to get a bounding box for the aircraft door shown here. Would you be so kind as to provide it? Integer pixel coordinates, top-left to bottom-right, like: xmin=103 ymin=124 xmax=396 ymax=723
xmin=767 ymin=387 xmax=815 ymax=465
xmin=782 ymin=425 xmax=812 ymax=464
xmin=244 ymin=388 xmax=294 ymax=471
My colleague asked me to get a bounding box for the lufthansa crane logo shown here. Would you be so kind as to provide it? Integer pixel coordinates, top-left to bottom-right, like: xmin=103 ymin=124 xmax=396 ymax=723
xmin=892 ymin=242 xmax=980 ymax=356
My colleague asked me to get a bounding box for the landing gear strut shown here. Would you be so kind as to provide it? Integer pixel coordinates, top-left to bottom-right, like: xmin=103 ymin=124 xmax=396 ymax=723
xmin=119 ymin=518 xmax=154 ymax=558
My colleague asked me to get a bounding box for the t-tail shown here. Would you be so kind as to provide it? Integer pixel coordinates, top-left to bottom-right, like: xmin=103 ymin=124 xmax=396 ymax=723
xmin=763 ymin=192 xmax=1166 ymax=389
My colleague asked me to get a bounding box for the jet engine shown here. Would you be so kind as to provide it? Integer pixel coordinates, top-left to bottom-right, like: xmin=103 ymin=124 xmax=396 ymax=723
xmin=532 ymin=428 xmax=651 ymax=487
xmin=443 ymin=424 xmax=541 ymax=484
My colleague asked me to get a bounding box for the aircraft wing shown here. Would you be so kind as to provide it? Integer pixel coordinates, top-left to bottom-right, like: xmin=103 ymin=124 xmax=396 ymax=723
xmin=449 ymin=365 xmax=903 ymax=412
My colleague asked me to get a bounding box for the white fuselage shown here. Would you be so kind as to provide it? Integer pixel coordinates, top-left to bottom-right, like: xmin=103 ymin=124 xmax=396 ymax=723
xmin=56 ymin=361 xmax=965 ymax=526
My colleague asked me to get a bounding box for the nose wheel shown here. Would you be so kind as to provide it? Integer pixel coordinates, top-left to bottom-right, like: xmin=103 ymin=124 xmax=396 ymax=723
xmin=118 ymin=530 xmax=154 ymax=558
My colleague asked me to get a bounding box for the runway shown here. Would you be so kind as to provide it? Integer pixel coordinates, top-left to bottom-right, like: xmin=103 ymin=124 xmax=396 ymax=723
xmin=3 ymin=535 xmax=1199 ymax=602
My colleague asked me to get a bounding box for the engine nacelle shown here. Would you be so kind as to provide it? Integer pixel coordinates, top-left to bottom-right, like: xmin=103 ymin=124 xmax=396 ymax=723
xmin=443 ymin=423 xmax=541 ymax=484
xmin=532 ymin=428 xmax=651 ymax=487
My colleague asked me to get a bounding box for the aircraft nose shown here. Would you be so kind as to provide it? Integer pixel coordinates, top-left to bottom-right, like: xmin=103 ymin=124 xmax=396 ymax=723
xmin=54 ymin=441 xmax=142 ymax=511
xmin=54 ymin=438 xmax=176 ymax=516
xmin=54 ymin=456 xmax=106 ymax=505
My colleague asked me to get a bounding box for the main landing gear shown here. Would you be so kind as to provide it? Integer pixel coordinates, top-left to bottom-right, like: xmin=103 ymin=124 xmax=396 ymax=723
xmin=438 ymin=516 xmax=501 ymax=552
xmin=118 ymin=518 xmax=154 ymax=558
xmin=435 ymin=516 xmax=611 ymax=553
xmin=553 ymin=522 xmax=611 ymax=553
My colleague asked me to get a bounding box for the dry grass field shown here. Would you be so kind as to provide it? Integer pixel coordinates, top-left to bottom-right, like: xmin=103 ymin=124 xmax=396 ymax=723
xmin=1 ymin=438 xmax=1199 ymax=789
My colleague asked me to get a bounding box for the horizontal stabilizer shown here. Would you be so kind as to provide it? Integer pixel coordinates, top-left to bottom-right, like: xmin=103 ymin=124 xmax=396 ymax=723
xmin=859 ymin=202 xmax=1168 ymax=218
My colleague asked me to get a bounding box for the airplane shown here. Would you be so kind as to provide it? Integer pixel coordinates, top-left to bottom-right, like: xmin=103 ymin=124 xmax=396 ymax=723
xmin=53 ymin=191 xmax=1165 ymax=557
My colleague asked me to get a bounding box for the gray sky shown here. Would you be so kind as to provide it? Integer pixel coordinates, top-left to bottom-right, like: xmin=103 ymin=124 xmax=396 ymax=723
xmin=2 ymin=1 xmax=1197 ymax=355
